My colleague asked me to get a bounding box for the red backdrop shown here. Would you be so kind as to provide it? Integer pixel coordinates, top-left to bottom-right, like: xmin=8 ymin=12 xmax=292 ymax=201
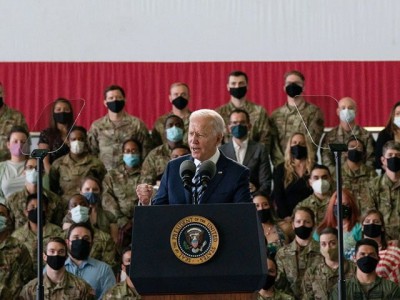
xmin=0 ymin=61 xmax=398 ymax=130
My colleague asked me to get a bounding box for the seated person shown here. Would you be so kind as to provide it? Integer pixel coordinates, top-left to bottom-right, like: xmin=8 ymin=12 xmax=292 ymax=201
xmin=170 ymin=144 xmax=190 ymax=160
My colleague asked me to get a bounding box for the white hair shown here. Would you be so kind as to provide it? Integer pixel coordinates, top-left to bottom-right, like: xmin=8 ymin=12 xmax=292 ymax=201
xmin=190 ymin=109 xmax=225 ymax=136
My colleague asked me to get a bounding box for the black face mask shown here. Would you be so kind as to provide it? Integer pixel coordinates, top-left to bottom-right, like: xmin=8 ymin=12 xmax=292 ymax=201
xmin=290 ymin=145 xmax=308 ymax=160
xmin=107 ymin=100 xmax=125 ymax=113
xmin=70 ymin=239 xmax=91 ymax=260
xmin=285 ymin=83 xmax=303 ymax=98
xmin=53 ymin=112 xmax=73 ymax=124
xmin=46 ymin=255 xmax=67 ymax=271
xmin=262 ymin=274 xmax=276 ymax=290
xmin=294 ymin=226 xmax=313 ymax=240
xmin=257 ymin=209 xmax=272 ymax=223
xmin=356 ymin=256 xmax=379 ymax=274
xmin=387 ymin=156 xmax=400 ymax=172
xmin=347 ymin=149 xmax=364 ymax=163
xmin=229 ymin=86 xmax=247 ymax=99
xmin=124 ymin=264 xmax=131 ymax=277
xmin=28 ymin=208 xmax=46 ymax=224
xmin=172 ymin=96 xmax=188 ymax=110
xmin=363 ymin=223 xmax=382 ymax=238
xmin=0 ymin=97 xmax=3 ymax=108
xmin=333 ymin=205 xmax=352 ymax=219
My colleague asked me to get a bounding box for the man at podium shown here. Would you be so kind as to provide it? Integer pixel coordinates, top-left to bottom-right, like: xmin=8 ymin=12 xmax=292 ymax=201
xmin=137 ymin=109 xmax=252 ymax=205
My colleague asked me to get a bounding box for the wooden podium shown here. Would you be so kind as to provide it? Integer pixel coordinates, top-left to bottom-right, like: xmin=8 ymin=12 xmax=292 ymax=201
xmin=131 ymin=203 xmax=267 ymax=298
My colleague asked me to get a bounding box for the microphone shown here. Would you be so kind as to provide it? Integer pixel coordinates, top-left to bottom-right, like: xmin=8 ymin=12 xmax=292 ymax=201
xmin=198 ymin=160 xmax=217 ymax=187
xmin=179 ymin=160 xmax=196 ymax=190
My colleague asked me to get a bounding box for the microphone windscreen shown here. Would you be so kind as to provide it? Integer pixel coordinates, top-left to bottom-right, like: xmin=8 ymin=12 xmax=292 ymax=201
xmin=198 ymin=160 xmax=216 ymax=179
xmin=179 ymin=160 xmax=196 ymax=179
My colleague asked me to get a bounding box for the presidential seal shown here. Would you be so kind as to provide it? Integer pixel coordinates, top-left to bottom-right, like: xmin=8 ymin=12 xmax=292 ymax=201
xmin=170 ymin=215 xmax=219 ymax=265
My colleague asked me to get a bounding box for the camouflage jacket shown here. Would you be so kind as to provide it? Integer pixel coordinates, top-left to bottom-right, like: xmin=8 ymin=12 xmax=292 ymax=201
xmin=140 ymin=143 xmax=172 ymax=185
xmin=101 ymin=281 xmax=141 ymax=300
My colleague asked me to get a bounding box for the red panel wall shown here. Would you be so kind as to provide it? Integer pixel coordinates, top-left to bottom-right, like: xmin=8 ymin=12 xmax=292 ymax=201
xmin=0 ymin=61 xmax=398 ymax=130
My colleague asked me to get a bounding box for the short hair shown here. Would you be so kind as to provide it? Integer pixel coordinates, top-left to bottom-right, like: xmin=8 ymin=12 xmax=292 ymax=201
xmin=227 ymin=70 xmax=248 ymax=84
xmin=169 ymin=82 xmax=190 ymax=94
xmin=382 ymin=140 xmax=400 ymax=157
xmin=26 ymin=193 xmax=49 ymax=208
xmin=172 ymin=144 xmax=190 ymax=152
xmin=68 ymin=194 xmax=88 ymax=209
xmin=67 ymin=222 xmax=94 ymax=240
xmin=355 ymin=238 xmax=379 ymax=256
xmin=189 ymin=109 xmax=225 ymax=137
xmin=292 ymin=206 xmax=316 ymax=227
xmin=164 ymin=114 xmax=184 ymax=128
xmin=122 ymin=138 xmax=142 ymax=155
xmin=319 ymin=227 xmax=338 ymax=239
xmin=45 ymin=236 xmax=67 ymax=254
xmin=69 ymin=126 xmax=87 ymax=138
xmin=228 ymin=109 xmax=250 ymax=124
xmin=347 ymin=136 xmax=366 ymax=153
xmin=103 ymin=85 xmax=125 ymax=99
xmin=310 ymin=164 xmax=331 ymax=177
xmin=284 ymin=70 xmax=305 ymax=82
xmin=7 ymin=125 xmax=29 ymax=141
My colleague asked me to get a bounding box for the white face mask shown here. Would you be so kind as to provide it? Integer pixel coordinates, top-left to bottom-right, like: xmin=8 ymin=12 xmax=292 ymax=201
xmin=339 ymin=108 xmax=356 ymax=123
xmin=70 ymin=140 xmax=85 ymax=154
xmin=311 ymin=179 xmax=330 ymax=195
xmin=25 ymin=169 xmax=38 ymax=184
xmin=394 ymin=116 xmax=400 ymax=128
xmin=70 ymin=205 xmax=89 ymax=223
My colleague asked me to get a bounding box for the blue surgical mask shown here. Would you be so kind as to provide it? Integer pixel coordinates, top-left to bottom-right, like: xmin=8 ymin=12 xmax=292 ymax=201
xmin=82 ymin=192 xmax=100 ymax=205
xmin=0 ymin=216 xmax=8 ymax=232
xmin=123 ymin=153 xmax=141 ymax=168
xmin=166 ymin=126 xmax=183 ymax=142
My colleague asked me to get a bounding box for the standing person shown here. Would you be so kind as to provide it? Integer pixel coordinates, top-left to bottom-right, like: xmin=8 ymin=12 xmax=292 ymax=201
xmin=102 ymin=138 xmax=142 ymax=249
xmin=272 ymin=132 xmax=314 ymax=220
xmin=136 ymin=109 xmax=251 ymax=205
xmin=140 ymin=115 xmax=185 ymax=186
xmin=151 ymin=82 xmax=191 ymax=147
xmin=369 ymin=140 xmax=400 ymax=240
xmin=301 ymin=227 xmax=356 ymax=300
xmin=220 ymin=109 xmax=272 ymax=196
xmin=19 ymin=237 xmax=95 ymax=299
xmin=329 ymin=239 xmax=400 ymax=299
xmin=101 ymin=246 xmax=141 ymax=300
xmin=270 ymin=70 xmax=324 ymax=163
xmin=0 ymin=81 xmax=28 ymax=162
xmin=88 ymin=84 xmax=152 ymax=170
xmin=0 ymin=203 xmax=34 ymax=298
xmin=275 ymin=207 xmax=321 ymax=300
xmin=375 ymin=101 xmax=400 ymax=170
xmin=215 ymin=70 xmax=278 ymax=163
xmin=321 ymin=96 xmax=375 ymax=174
xmin=0 ymin=125 xmax=30 ymax=203
xmin=38 ymin=98 xmax=75 ymax=174
xmin=65 ymin=222 xmax=116 ymax=299
xmin=362 ymin=209 xmax=400 ymax=284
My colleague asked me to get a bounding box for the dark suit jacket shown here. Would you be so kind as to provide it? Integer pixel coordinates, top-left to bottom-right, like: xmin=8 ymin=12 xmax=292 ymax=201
xmin=219 ymin=140 xmax=272 ymax=196
xmin=152 ymin=152 xmax=252 ymax=205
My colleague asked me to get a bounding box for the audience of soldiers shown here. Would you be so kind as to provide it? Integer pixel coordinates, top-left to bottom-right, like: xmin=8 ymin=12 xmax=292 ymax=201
xmin=1 ymin=70 xmax=400 ymax=299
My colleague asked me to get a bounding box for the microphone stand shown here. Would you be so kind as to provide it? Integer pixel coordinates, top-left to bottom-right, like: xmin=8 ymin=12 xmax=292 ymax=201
xmin=329 ymin=143 xmax=347 ymax=300
xmin=31 ymin=149 xmax=48 ymax=300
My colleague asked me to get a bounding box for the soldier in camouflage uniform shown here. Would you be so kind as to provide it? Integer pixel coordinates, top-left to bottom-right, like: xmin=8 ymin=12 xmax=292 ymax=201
xmin=141 ymin=115 xmax=185 ymax=185
xmin=270 ymin=70 xmax=324 ymax=165
xmin=19 ymin=236 xmax=95 ymax=299
xmin=0 ymin=82 xmax=28 ymax=162
xmin=368 ymin=140 xmax=400 ymax=240
xmin=151 ymin=82 xmax=191 ymax=147
xmin=342 ymin=137 xmax=377 ymax=215
xmin=301 ymin=227 xmax=356 ymax=300
xmin=88 ymin=84 xmax=152 ymax=170
xmin=275 ymin=207 xmax=322 ymax=300
xmin=0 ymin=203 xmax=34 ymax=299
xmin=321 ymin=97 xmax=375 ymax=174
xmin=49 ymin=126 xmax=107 ymax=204
xmin=6 ymin=157 xmax=64 ymax=229
xmin=295 ymin=164 xmax=333 ymax=225
xmin=102 ymin=246 xmax=141 ymax=300
xmin=102 ymin=138 xmax=142 ymax=247
xmin=12 ymin=194 xmax=64 ymax=273
xmin=215 ymin=70 xmax=281 ymax=165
